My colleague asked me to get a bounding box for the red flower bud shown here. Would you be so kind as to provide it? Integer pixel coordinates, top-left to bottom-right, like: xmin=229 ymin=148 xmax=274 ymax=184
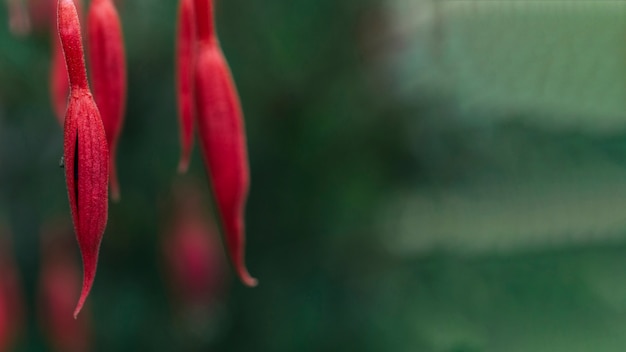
xmin=38 ymin=221 xmax=92 ymax=352
xmin=0 ymin=227 xmax=24 ymax=352
xmin=176 ymin=0 xmax=196 ymax=174
xmin=193 ymin=0 xmax=257 ymax=287
xmin=163 ymin=182 xmax=226 ymax=308
xmin=87 ymin=0 xmax=127 ymax=201
xmin=58 ymin=0 xmax=109 ymax=318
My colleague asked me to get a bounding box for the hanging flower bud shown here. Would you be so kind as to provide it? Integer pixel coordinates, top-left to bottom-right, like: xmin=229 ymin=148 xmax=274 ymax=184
xmin=58 ymin=0 xmax=110 ymax=318
xmin=193 ymin=0 xmax=256 ymax=287
xmin=38 ymin=221 xmax=92 ymax=352
xmin=87 ymin=0 xmax=127 ymax=201
xmin=0 ymin=226 xmax=24 ymax=352
xmin=50 ymin=0 xmax=83 ymax=125
xmin=163 ymin=181 xmax=226 ymax=308
xmin=176 ymin=0 xmax=196 ymax=174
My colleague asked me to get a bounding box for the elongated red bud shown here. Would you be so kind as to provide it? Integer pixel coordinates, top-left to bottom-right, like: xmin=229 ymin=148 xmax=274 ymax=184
xmin=176 ymin=0 xmax=196 ymax=174
xmin=58 ymin=0 xmax=109 ymax=318
xmin=87 ymin=0 xmax=126 ymax=201
xmin=39 ymin=221 xmax=92 ymax=352
xmin=194 ymin=0 xmax=257 ymax=287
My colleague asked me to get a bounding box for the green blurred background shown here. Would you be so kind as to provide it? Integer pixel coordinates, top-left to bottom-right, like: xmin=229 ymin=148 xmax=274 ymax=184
xmin=3 ymin=0 xmax=626 ymax=351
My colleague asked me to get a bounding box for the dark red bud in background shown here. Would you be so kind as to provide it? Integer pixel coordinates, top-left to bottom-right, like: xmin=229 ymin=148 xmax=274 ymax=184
xmin=50 ymin=36 xmax=69 ymax=125
xmin=88 ymin=0 xmax=127 ymax=201
xmin=38 ymin=220 xmax=92 ymax=352
xmin=0 ymin=226 xmax=24 ymax=352
xmin=176 ymin=0 xmax=196 ymax=174
xmin=193 ymin=0 xmax=257 ymax=287
xmin=26 ymin=0 xmax=53 ymax=33
xmin=58 ymin=0 xmax=110 ymax=318
xmin=163 ymin=181 xmax=227 ymax=308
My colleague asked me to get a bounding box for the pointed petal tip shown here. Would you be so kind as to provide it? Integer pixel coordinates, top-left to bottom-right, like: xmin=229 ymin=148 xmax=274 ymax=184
xmin=73 ymin=249 xmax=98 ymax=320
xmin=239 ymin=268 xmax=258 ymax=288
xmin=73 ymin=265 xmax=95 ymax=318
xmin=73 ymin=293 xmax=87 ymax=319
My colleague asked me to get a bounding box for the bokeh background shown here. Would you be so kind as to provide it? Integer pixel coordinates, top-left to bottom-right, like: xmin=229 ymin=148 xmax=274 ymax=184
xmin=3 ymin=0 xmax=626 ymax=351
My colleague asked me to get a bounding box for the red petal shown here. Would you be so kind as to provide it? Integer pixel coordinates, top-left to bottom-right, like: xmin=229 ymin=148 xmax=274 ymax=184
xmin=63 ymin=92 xmax=109 ymax=318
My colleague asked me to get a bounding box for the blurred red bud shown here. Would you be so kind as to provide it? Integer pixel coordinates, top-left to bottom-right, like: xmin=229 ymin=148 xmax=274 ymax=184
xmin=163 ymin=181 xmax=227 ymax=310
xmin=38 ymin=220 xmax=92 ymax=352
xmin=26 ymin=0 xmax=53 ymax=33
xmin=0 ymin=226 xmax=24 ymax=352
xmin=88 ymin=0 xmax=127 ymax=201
xmin=50 ymin=36 xmax=69 ymax=124
xmin=176 ymin=0 xmax=197 ymax=174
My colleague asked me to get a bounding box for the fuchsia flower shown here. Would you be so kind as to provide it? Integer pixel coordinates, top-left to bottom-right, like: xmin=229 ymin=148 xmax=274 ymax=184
xmin=88 ymin=0 xmax=127 ymax=201
xmin=38 ymin=221 xmax=92 ymax=352
xmin=193 ymin=0 xmax=257 ymax=287
xmin=2 ymin=0 xmax=259 ymax=319
xmin=58 ymin=0 xmax=110 ymax=318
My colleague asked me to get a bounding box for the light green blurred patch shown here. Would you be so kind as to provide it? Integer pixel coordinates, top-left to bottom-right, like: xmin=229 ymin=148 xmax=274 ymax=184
xmin=381 ymin=152 xmax=626 ymax=255
xmin=388 ymin=0 xmax=626 ymax=132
